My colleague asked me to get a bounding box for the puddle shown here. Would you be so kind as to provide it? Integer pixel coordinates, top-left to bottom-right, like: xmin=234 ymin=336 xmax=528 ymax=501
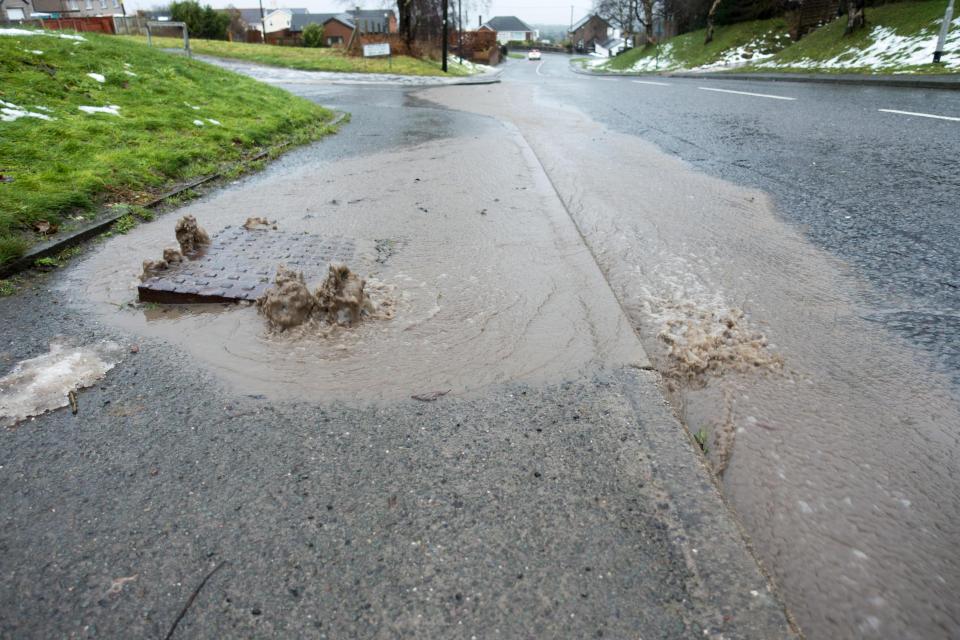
xmin=62 ymin=131 xmax=644 ymax=402
xmin=419 ymin=82 xmax=960 ymax=639
xmin=0 ymin=341 xmax=123 ymax=428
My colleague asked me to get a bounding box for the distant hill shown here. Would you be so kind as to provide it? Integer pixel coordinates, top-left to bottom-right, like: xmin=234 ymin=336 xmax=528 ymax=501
xmin=531 ymin=24 xmax=568 ymax=43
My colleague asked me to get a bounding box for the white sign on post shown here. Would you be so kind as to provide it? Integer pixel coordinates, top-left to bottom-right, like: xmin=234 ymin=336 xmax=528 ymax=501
xmin=363 ymin=42 xmax=391 ymax=57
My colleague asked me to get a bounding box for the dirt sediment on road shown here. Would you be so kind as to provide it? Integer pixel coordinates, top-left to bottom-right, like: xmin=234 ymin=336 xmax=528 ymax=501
xmin=419 ymin=80 xmax=960 ymax=639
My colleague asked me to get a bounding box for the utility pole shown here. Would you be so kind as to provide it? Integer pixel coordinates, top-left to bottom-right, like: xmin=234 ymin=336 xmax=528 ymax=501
xmin=570 ymin=5 xmax=573 ymax=31
xmin=442 ymin=0 xmax=448 ymax=72
xmin=933 ymin=0 xmax=955 ymax=63
xmin=458 ymin=0 xmax=463 ymax=64
xmin=258 ymin=0 xmax=266 ymax=43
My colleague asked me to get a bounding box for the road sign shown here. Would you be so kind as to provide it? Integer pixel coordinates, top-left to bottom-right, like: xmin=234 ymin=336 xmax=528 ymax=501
xmin=363 ymin=42 xmax=390 ymax=58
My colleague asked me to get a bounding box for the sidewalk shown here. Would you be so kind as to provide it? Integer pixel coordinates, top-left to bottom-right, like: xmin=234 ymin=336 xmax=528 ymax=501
xmin=196 ymin=54 xmax=502 ymax=87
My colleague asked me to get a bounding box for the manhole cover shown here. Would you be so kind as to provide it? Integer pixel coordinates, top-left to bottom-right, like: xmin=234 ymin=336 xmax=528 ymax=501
xmin=138 ymin=227 xmax=356 ymax=304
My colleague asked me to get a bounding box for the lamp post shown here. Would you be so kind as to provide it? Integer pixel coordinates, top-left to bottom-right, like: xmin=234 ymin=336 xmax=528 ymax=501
xmin=933 ymin=0 xmax=955 ymax=63
xmin=458 ymin=0 xmax=462 ymax=64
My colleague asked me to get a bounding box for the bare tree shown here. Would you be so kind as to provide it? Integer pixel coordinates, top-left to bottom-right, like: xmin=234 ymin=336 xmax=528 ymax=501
xmin=844 ymin=0 xmax=865 ymax=34
xmin=595 ymin=0 xmax=639 ymax=43
xmin=703 ymin=0 xmax=721 ymax=43
xmin=632 ymin=0 xmax=655 ymax=45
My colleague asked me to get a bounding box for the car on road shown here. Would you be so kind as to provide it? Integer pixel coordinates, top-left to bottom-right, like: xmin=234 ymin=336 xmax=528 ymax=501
xmin=528 ymin=49 xmax=541 ymax=61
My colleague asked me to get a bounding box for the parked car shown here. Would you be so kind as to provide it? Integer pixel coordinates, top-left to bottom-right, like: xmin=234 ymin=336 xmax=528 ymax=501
xmin=528 ymin=49 xmax=541 ymax=60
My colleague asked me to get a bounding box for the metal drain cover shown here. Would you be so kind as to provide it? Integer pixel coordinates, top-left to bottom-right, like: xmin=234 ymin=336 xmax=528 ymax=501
xmin=137 ymin=227 xmax=356 ymax=304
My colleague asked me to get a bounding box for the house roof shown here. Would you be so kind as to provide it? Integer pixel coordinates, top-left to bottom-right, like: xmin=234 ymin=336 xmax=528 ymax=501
xmin=346 ymin=8 xmax=393 ymax=31
xmin=480 ymin=16 xmax=532 ymax=33
xmin=598 ymin=37 xmax=623 ymax=48
xmin=290 ymin=12 xmax=354 ymax=31
xmin=569 ymin=13 xmax=609 ymax=32
xmin=236 ymin=8 xmax=265 ymax=25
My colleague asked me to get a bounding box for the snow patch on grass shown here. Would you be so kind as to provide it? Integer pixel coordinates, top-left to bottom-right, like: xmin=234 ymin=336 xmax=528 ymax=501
xmin=193 ymin=119 xmax=204 ymax=126
xmin=87 ymin=72 xmax=105 ymax=83
xmin=694 ymin=31 xmax=789 ymax=70
xmin=757 ymin=18 xmax=960 ymax=71
xmin=206 ymin=118 xmax=221 ymax=125
xmin=1 ymin=99 xmax=54 ymax=122
xmin=0 ymin=27 xmax=86 ymax=41
xmin=78 ymin=104 xmax=120 ymax=116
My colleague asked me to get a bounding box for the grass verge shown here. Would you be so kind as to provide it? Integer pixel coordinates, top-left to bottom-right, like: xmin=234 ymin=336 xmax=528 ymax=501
xmin=120 ymin=36 xmax=474 ymax=77
xmin=592 ymin=1 xmax=958 ymax=75
xmin=0 ymin=30 xmax=338 ymax=266
xmin=599 ymin=17 xmax=790 ymax=72
xmin=749 ymin=1 xmax=959 ymax=74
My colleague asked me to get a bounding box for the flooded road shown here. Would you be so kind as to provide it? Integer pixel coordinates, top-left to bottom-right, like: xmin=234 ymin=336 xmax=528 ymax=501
xmin=421 ymin=66 xmax=960 ymax=638
xmin=64 ymin=113 xmax=643 ymax=401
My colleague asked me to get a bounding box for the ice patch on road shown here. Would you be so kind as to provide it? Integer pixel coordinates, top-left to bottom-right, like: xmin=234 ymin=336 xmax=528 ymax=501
xmin=0 ymin=341 xmax=124 ymax=428
xmin=78 ymin=104 xmax=120 ymax=116
xmin=1 ymin=99 xmax=53 ymax=122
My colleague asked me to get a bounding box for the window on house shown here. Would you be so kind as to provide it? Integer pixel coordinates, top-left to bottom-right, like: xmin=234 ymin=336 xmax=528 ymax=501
xmin=114 ymin=0 xmax=120 ymax=7
xmin=7 ymin=7 xmax=26 ymax=19
xmin=69 ymin=0 xmax=79 ymax=9
xmin=326 ymin=35 xmax=342 ymax=45
xmin=85 ymin=0 xmax=92 ymax=9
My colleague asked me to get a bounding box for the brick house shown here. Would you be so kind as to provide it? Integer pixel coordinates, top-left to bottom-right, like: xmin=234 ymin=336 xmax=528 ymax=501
xmin=568 ymin=14 xmax=610 ymax=52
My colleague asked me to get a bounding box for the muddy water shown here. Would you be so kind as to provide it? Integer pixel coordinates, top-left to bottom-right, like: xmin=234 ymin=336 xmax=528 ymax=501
xmin=421 ymin=84 xmax=960 ymax=638
xmin=63 ymin=128 xmax=644 ymax=402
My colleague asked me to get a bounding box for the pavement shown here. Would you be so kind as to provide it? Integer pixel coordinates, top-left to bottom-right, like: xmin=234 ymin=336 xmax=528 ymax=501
xmin=436 ymin=54 xmax=960 ymax=639
xmin=0 ymin=58 xmax=794 ymax=638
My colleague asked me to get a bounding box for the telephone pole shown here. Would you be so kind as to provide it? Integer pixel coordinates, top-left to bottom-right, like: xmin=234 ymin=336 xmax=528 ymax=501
xmin=442 ymin=0 xmax=448 ymax=72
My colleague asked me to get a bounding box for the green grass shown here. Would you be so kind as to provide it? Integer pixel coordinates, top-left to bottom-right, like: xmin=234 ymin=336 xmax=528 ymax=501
xmin=507 ymin=52 xmax=525 ymax=59
xmin=121 ymin=36 xmax=473 ymax=77
xmin=0 ymin=31 xmax=337 ymax=265
xmin=751 ymin=0 xmax=958 ymax=74
xmin=601 ymin=17 xmax=790 ymax=72
xmin=594 ymin=1 xmax=957 ymax=75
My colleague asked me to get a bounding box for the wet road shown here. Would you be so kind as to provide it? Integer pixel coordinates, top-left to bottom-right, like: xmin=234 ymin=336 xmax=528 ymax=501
xmin=422 ymin=56 xmax=960 ymax=639
xmin=533 ymin=55 xmax=960 ymax=382
xmin=0 ymin=65 xmax=793 ymax=637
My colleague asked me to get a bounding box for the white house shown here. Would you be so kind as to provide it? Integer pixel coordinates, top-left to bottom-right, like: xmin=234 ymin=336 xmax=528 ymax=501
xmin=595 ymin=36 xmax=626 ymax=57
xmin=479 ymin=16 xmax=537 ymax=44
xmin=261 ymin=7 xmax=307 ymax=33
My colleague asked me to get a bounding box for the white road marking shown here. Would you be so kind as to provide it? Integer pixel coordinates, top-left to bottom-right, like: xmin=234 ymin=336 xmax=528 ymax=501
xmin=698 ymin=86 xmax=796 ymax=101
xmin=536 ymin=61 xmax=545 ymax=76
xmin=632 ymin=80 xmax=671 ymax=86
xmin=878 ymin=108 xmax=960 ymax=122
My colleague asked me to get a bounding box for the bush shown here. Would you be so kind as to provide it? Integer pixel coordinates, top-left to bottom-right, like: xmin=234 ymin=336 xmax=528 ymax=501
xmin=302 ymin=23 xmax=325 ymax=48
xmin=170 ymin=0 xmax=231 ymax=40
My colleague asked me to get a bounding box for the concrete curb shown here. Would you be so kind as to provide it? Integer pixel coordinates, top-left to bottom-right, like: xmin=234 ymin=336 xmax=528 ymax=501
xmin=568 ymin=61 xmax=960 ymax=90
xmin=0 ymin=111 xmax=348 ymax=281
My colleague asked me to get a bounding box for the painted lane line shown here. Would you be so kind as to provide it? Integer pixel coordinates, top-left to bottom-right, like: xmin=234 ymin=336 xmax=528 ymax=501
xmin=632 ymin=80 xmax=671 ymax=86
xmin=698 ymin=86 xmax=796 ymax=101
xmin=536 ymin=61 xmax=545 ymax=76
xmin=878 ymin=108 xmax=960 ymax=122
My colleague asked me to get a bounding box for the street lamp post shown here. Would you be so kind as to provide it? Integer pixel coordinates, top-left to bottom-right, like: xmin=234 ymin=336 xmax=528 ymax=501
xmin=458 ymin=0 xmax=462 ymax=64
xmin=933 ymin=0 xmax=955 ymax=63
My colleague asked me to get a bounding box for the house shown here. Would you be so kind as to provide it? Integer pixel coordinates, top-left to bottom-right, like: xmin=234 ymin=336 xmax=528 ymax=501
xmin=31 ymin=0 xmax=122 ymax=17
xmin=261 ymin=7 xmax=307 ymax=33
xmin=595 ymin=36 xmax=626 ymax=57
xmin=479 ymin=16 xmax=536 ymax=44
xmin=287 ymin=12 xmax=355 ymax=45
xmin=1 ymin=0 xmax=33 ymax=21
xmin=345 ymin=7 xmax=397 ymax=34
xmin=236 ymin=7 xmax=268 ymax=32
xmin=568 ymin=14 xmax=610 ymax=53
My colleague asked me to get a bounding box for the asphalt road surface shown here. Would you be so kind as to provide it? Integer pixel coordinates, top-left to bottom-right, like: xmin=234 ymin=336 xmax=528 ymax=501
xmin=439 ymin=54 xmax=959 ymax=639
xmin=0 ymin=65 xmax=793 ymax=638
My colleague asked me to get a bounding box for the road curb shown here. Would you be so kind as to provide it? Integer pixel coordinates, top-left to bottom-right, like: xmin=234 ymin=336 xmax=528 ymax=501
xmin=0 ymin=110 xmax=348 ymax=281
xmin=568 ymin=61 xmax=960 ymax=90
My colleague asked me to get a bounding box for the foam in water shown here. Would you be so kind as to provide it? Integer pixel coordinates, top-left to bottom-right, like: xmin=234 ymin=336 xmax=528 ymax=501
xmin=0 ymin=341 xmax=124 ymax=428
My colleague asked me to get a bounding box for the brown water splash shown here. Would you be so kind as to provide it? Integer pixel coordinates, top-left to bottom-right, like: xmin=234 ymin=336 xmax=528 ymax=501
xmin=174 ymin=215 xmax=210 ymax=254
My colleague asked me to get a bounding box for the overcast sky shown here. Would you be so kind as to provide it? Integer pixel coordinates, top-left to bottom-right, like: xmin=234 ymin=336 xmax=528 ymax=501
xmin=125 ymin=0 xmax=593 ymax=27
